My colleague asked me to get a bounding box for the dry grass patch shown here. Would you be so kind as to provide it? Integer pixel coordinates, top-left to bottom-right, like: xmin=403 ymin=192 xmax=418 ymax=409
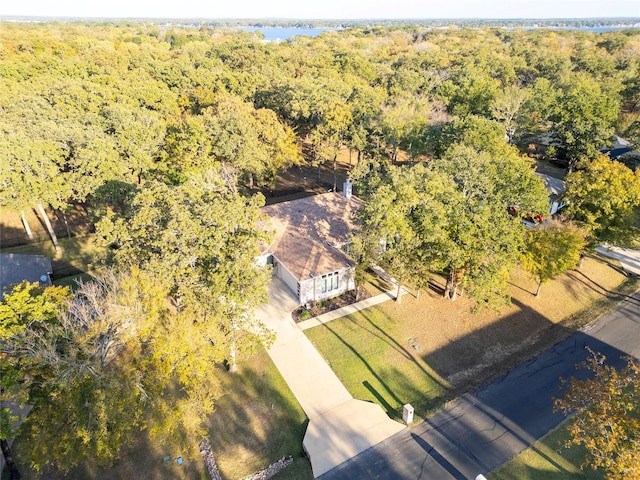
xmin=206 ymin=351 xmax=311 ymax=480
xmin=10 ymin=350 xmax=312 ymax=480
xmin=306 ymin=255 xmax=639 ymax=422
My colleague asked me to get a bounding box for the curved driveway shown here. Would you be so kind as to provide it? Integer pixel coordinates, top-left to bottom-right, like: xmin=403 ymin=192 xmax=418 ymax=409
xmin=256 ymin=278 xmax=404 ymax=478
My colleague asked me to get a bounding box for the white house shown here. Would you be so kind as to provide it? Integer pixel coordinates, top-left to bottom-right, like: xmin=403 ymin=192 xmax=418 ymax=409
xmin=259 ymin=181 xmax=363 ymax=306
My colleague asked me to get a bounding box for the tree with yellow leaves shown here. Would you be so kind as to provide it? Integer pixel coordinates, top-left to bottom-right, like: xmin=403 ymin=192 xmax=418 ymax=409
xmin=555 ymin=349 xmax=640 ymax=480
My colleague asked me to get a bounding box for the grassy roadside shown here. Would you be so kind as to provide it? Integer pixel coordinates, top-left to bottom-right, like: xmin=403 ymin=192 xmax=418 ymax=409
xmin=305 ymin=255 xmax=639 ymax=422
xmin=490 ymin=419 xmax=604 ymax=480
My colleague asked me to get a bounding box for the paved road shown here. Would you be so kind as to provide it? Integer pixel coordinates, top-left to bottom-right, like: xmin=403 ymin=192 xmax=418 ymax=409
xmin=320 ymin=289 xmax=640 ymax=479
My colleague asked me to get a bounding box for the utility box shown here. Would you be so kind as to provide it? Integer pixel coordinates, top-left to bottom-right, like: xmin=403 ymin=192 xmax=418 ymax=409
xmin=475 ymin=475 xmax=488 ymax=480
xmin=402 ymin=404 xmax=414 ymax=424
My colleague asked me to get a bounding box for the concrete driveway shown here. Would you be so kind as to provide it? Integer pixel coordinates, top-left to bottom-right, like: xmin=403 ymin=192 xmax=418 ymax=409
xmin=256 ymin=278 xmax=405 ymax=478
xmin=595 ymin=245 xmax=640 ymax=276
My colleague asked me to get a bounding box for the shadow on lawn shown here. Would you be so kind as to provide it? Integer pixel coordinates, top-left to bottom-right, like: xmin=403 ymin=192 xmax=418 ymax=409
xmin=318 ymin=310 xmax=449 ymax=420
xmin=565 ymin=269 xmax=640 ymax=306
xmin=205 ymin=365 xmax=311 ymax=480
xmin=422 ymin=298 xmax=632 ymax=440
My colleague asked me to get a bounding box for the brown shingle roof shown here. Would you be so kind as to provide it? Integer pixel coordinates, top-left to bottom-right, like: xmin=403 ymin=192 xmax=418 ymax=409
xmin=262 ymin=192 xmax=363 ymax=280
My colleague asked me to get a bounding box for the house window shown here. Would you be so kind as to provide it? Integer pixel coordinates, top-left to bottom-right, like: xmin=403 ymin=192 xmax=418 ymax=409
xmin=321 ymin=272 xmax=340 ymax=294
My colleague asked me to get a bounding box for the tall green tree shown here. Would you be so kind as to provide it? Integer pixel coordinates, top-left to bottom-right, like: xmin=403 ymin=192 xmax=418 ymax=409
xmin=202 ymin=96 xmax=301 ymax=188
xmin=564 ymin=155 xmax=640 ymax=246
xmin=550 ymin=73 xmax=620 ymax=170
xmin=356 ymin=142 xmax=548 ymax=307
xmin=97 ymin=170 xmax=273 ymax=370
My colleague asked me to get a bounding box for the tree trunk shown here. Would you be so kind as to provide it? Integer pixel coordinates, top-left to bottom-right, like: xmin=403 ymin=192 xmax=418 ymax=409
xmin=228 ymin=339 xmax=238 ymax=374
xmin=535 ymin=279 xmax=542 ymax=298
xmin=416 ymin=288 xmax=421 ymax=299
xmin=20 ymin=211 xmax=33 ymax=240
xmin=1 ymin=438 xmax=21 ymax=480
xmin=36 ymin=204 xmax=60 ymax=252
xmin=333 ymin=154 xmax=337 ymax=192
xmin=451 ymin=283 xmax=458 ymax=301
xmin=443 ymin=275 xmax=451 ymax=299
xmin=578 ymin=254 xmax=585 ymax=269
xmin=59 ymin=210 xmax=72 ymax=239
xmin=357 ymin=149 xmax=361 ymax=166
xmin=248 ymin=173 xmax=254 ymax=190
xmin=395 ymin=283 xmax=402 ymax=304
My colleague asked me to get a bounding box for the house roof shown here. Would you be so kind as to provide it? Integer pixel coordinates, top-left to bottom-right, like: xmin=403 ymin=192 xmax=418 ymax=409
xmin=613 ymin=136 xmax=632 ymax=149
xmin=602 ymin=147 xmax=634 ymax=159
xmin=536 ymin=173 xmax=565 ymax=196
xmin=261 ymin=192 xmax=364 ymax=281
xmin=0 ymin=253 xmax=53 ymax=298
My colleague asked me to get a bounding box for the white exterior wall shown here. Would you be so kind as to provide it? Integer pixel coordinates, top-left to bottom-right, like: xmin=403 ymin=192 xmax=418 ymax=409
xmin=299 ymin=266 xmax=355 ymax=305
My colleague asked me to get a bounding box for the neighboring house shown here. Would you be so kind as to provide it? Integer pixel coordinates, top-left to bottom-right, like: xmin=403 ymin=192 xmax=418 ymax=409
xmin=259 ymin=180 xmax=363 ymax=306
xmin=600 ymin=136 xmax=639 ymax=170
xmin=536 ymin=173 xmax=566 ymax=215
xmin=0 ymin=253 xmax=53 ymax=299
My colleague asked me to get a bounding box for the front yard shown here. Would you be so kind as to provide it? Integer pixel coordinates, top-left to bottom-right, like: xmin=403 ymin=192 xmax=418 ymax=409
xmin=3 ymin=241 xmax=636 ymax=479
xmin=305 ymin=254 xmax=639 ymax=422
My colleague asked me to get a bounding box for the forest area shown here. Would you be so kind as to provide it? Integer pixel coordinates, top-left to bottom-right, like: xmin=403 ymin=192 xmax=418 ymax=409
xmin=1 ymin=22 xmax=640 ymax=478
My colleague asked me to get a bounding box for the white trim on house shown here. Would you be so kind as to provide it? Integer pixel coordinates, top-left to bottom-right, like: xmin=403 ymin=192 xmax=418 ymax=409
xmin=299 ymin=266 xmax=354 ymax=306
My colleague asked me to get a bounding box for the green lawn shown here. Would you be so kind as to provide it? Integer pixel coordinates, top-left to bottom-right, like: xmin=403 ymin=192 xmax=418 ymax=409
xmin=305 ymin=257 xmax=638 ymax=424
xmin=305 ymin=308 xmax=450 ymax=422
xmin=491 ymin=419 xmax=604 ymax=480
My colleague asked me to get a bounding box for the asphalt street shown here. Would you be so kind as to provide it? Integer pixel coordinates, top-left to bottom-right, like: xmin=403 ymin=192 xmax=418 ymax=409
xmin=320 ymin=289 xmax=640 ymax=479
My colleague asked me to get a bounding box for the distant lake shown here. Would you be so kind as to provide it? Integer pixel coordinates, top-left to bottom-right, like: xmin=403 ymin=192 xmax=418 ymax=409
xmin=236 ymin=25 xmax=638 ymax=42
xmin=236 ymin=27 xmax=340 ymax=41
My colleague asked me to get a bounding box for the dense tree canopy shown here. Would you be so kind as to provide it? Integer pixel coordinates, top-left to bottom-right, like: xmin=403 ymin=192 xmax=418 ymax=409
xmin=563 ymin=155 xmax=640 ymax=246
xmin=2 ymin=21 xmax=640 ymax=473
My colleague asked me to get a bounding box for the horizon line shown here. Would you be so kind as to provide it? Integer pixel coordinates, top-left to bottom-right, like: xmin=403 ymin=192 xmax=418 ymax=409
xmin=2 ymin=15 xmax=640 ymax=21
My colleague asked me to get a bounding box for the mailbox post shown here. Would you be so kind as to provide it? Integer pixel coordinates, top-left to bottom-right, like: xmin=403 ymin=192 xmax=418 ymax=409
xmin=402 ymin=404 xmax=414 ymax=424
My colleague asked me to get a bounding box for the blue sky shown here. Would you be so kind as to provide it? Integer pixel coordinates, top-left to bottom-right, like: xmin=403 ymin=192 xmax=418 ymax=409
xmin=1 ymin=0 xmax=638 ymax=19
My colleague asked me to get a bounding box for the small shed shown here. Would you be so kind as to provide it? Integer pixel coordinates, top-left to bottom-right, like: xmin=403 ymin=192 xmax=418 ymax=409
xmin=0 ymin=253 xmax=53 ymax=298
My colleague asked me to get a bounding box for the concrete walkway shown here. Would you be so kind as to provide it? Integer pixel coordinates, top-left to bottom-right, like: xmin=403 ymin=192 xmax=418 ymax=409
xmin=595 ymin=245 xmax=640 ymax=276
xmin=298 ymin=291 xmax=396 ymax=331
xmin=256 ymin=278 xmax=405 ymax=478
